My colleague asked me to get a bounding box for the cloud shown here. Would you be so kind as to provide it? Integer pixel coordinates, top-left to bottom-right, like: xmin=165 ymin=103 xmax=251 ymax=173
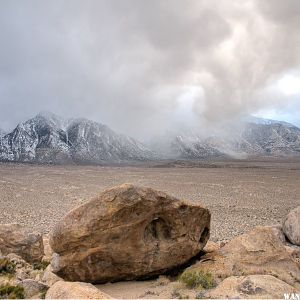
xmin=0 ymin=0 xmax=299 ymax=139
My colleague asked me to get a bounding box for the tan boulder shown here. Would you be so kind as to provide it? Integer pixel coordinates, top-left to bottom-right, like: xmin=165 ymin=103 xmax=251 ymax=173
xmin=283 ymin=206 xmax=300 ymax=246
xmin=42 ymin=264 xmax=63 ymax=286
xmin=50 ymin=184 xmax=210 ymax=283
xmin=45 ymin=281 xmax=111 ymax=299
xmin=0 ymin=224 xmax=44 ymax=262
xmin=204 ymin=275 xmax=297 ymax=299
xmin=188 ymin=226 xmax=300 ymax=288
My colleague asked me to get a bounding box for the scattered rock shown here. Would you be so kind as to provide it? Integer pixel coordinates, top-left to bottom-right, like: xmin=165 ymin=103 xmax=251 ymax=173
xmin=18 ymin=278 xmax=48 ymax=298
xmin=283 ymin=206 xmax=300 ymax=246
xmin=42 ymin=264 xmax=63 ymax=286
xmin=4 ymin=254 xmax=32 ymax=281
xmin=204 ymin=275 xmax=297 ymax=299
xmin=151 ymin=275 xmax=170 ymax=287
xmin=0 ymin=224 xmax=44 ymax=262
xmin=50 ymin=184 xmax=210 ymax=283
xmin=188 ymin=226 xmax=300 ymax=288
xmin=45 ymin=281 xmax=111 ymax=299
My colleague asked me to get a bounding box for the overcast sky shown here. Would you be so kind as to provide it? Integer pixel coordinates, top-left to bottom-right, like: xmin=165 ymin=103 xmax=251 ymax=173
xmin=0 ymin=0 xmax=299 ymax=139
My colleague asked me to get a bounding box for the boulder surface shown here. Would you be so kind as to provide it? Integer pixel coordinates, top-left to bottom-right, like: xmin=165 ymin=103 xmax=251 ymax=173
xmin=0 ymin=223 xmax=44 ymax=262
xmin=45 ymin=281 xmax=110 ymax=299
xmin=188 ymin=226 xmax=300 ymax=288
xmin=204 ymin=275 xmax=297 ymax=299
xmin=50 ymin=184 xmax=210 ymax=283
xmin=283 ymin=206 xmax=300 ymax=246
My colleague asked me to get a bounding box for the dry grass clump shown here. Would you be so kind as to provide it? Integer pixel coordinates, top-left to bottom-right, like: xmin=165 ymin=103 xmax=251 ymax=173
xmin=0 ymin=258 xmax=16 ymax=275
xmin=0 ymin=284 xmax=25 ymax=299
xmin=179 ymin=269 xmax=215 ymax=289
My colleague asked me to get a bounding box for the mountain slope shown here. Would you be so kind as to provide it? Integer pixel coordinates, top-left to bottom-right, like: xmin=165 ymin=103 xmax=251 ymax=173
xmin=0 ymin=129 xmax=6 ymax=137
xmin=1 ymin=114 xmax=300 ymax=163
xmin=0 ymin=113 xmax=154 ymax=163
xmin=238 ymin=121 xmax=300 ymax=155
xmin=159 ymin=118 xmax=300 ymax=159
xmin=67 ymin=118 xmax=153 ymax=163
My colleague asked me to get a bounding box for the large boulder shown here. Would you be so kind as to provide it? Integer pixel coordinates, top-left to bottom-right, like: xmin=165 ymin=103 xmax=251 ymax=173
xmin=204 ymin=275 xmax=297 ymax=299
xmin=0 ymin=224 xmax=44 ymax=263
xmin=187 ymin=226 xmax=300 ymax=288
xmin=283 ymin=206 xmax=300 ymax=246
xmin=50 ymin=184 xmax=210 ymax=283
xmin=45 ymin=281 xmax=111 ymax=299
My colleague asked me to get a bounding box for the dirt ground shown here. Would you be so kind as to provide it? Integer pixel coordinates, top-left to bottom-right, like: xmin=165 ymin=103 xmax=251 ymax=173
xmin=0 ymin=159 xmax=300 ymax=242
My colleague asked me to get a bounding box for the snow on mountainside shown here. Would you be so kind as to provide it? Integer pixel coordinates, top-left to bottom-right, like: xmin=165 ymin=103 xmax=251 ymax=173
xmin=1 ymin=113 xmax=300 ymax=163
xmin=167 ymin=118 xmax=300 ymax=159
xmin=0 ymin=129 xmax=6 ymax=137
xmin=67 ymin=118 xmax=153 ymax=162
xmin=0 ymin=112 xmax=154 ymax=163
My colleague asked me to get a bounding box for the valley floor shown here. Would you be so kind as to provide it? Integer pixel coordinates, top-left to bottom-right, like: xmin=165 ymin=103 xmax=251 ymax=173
xmin=0 ymin=159 xmax=300 ymax=242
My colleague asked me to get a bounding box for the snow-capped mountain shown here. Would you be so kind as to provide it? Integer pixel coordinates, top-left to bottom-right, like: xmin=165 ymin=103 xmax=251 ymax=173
xmin=1 ymin=113 xmax=300 ymax=163
xmin=67 ymin=118 xmax=153 ymax=162
xmin=165 ymin=118 xmax=300 ymax=159
xmin=0 ymin=112 xmax=154 ymax=163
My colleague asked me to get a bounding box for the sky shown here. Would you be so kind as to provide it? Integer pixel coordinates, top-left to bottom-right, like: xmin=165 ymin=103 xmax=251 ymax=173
xmin=0 ymin=0 xmax=299 ymax=139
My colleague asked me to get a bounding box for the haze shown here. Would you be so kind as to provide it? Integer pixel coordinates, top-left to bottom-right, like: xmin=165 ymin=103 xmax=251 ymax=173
xmin=0 ymin=0 xmax=300 ymax=141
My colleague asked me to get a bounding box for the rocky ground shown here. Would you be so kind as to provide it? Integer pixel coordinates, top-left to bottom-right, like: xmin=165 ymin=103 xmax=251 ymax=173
xmin=0 ymin=176 xmax=299 ymax=299
xmin=1 ymin=159 xmax=300 ymax=242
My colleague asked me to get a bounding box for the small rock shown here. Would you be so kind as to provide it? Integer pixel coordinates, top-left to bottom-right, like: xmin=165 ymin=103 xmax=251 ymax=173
xmin=205 ymin=275 xmax=297 ymax=299
xmin=283 ymin=206 xmax=300 ymax=246
xmin=18 ymin=278 xmax=48 ymax=298
xmin=45 ymin=281 xmax=111 ymax=299
xmin=268 ymin=225 xmax=287 ymax=243
xmin=42 ymin=264 xmax=63 ymax=286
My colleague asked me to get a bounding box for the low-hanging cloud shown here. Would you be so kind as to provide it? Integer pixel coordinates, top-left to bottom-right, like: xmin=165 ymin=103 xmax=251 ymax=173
xmin=0 ymin=0 xmax=299 ymax=140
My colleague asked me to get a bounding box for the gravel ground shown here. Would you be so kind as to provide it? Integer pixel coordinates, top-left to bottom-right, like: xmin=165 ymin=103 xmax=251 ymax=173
xmin=0 ymin=160 xmax=299 ymax=242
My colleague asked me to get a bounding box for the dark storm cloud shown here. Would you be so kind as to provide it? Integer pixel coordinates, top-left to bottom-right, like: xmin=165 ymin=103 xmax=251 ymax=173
xmin=0 ymin=0 xmax=299 ymax=139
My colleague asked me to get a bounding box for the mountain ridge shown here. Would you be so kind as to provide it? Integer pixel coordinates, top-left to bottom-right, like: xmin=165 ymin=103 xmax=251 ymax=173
xmin=0 ymin=113 xmax=154 ymax=164
xmin=167 ymin=119 xmax=300 ymax=159
xmin=1 ymin=113 xmax=300 ymax=164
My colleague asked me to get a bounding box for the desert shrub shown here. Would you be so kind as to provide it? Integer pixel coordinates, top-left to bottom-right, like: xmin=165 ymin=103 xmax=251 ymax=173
xmin=0 ymin=258 xmax=16 ymax=275
xmin=40 ymin=290 xmax=47 ymax=299
xmin=179 ymin=269 xmax=215 ymax=289
xmin=0 ymin=284 xmax=25 ymax=299
xmin=33 ymin=261 xmax=49 ymax=270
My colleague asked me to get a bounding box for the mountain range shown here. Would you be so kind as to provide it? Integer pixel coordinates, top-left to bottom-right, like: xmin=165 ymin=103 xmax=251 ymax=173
xmin=169 ymin=120 xmax=300 ymax=159
xmin=0 ymin=112 xmax=153 ymax=164
xmin=0 ymin=112 xmax=300 ymax=164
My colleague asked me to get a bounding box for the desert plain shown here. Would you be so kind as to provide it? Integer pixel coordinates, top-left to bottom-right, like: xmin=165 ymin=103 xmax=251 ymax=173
xmin=1 ymin=158 xmax=300 ymax=242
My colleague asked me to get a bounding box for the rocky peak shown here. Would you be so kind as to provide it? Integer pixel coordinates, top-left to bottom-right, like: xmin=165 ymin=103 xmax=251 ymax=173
xmin=0 ymin=112 xmax=154 ymax=163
